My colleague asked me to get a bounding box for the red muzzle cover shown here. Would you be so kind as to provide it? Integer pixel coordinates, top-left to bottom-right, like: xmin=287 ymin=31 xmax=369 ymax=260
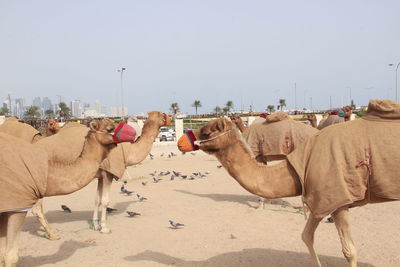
xmin=113 ymin=122 xmax=136 ymax=143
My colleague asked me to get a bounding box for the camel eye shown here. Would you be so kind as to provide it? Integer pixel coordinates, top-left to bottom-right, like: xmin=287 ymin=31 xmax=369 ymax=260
xmin=107 ymin=127 xmax=114 ymax=133
xmin=200 ymin=131 xmax=210 ymax=139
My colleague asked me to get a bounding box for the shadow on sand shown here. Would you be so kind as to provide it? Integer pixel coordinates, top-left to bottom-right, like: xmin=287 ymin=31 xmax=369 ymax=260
xmin=23 ymin=200 xmax=134 ymax=237
xmin=19 ymin=240 xmax=95 ymax=267
xmin=124 ymin=249 xmax=376 ymax=267
xmin=175 ymin=189 xmax=292 ymax=209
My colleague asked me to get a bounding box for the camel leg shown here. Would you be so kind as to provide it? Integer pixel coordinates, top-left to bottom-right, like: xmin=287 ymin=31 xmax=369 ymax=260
xmin=4 ymin=212 xmax=27 ymax=267
xmin=99 ymin=172 xmax=113 ymax=234
xmin=331 ymin=207 xmax=357 ymax=267
xmin=31 ymin=199 xmax=60 ymax=240
xmin=0 ymin=213 xmax=7 ymax=267
xmin=301 ymin=213 xmax=322 ymax=267
xmin=92 ymin=177 xmax=103 ymax=231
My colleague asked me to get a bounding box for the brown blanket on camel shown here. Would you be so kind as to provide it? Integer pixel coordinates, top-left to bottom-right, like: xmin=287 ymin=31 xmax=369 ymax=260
xmin=287 ymin=100 xmax=400 ymax=218
xmin=0 ymin=133 xmax=48 ymax=212
xmin=99 ymin=142 xmax=132 ymax=180
xmin=243 ymin=112 xmax=318 ymax=161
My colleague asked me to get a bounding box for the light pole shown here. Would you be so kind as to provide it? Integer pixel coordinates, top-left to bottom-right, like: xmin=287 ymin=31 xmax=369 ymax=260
xmin=388 ymin=62 xmax=400 ymax=102
xmin=117 ymin=67 xmax=127 ymax=118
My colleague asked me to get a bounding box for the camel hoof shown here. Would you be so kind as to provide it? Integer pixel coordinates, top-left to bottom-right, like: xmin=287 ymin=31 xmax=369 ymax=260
xmin=47 ymin=233 xmax=61 ymax=241
xmin=100 ymin=228 xmax=111 ymax=234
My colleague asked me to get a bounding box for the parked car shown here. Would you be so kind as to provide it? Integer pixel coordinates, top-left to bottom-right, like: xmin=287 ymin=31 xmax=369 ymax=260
xmin=158 ymin=127 xmax=175 ymax=141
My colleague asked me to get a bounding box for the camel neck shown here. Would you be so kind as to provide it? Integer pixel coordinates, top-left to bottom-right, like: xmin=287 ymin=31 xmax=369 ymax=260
xmin=213 ymin=136 xmax=301 ymax=199
xmin=124 ymin=120 xmax=160 ymax=166
xmin=44 ymin=133 xmax=111 ymax=196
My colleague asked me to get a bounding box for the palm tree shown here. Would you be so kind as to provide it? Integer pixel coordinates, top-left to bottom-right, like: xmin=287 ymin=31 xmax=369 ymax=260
xmin=225 ymin=101 xmax=234 ymax=113
xmin=266 ymin=105 xmax=275 ymax=113
xmin=24 ymin=106 xmax=41 ymax=118
xmin=0 ymin=107 xmax=9 ymax=116
xmin=191 ymin=100 xmax=202 ymax=115
xmin=213 ymin=106 xmax=222 ymax=114
xmin=223 ymin=107 xmax=230 ymax=115
xmin=278 ymin=99 xmax=286 ymax=111
xmin=45 ymin=109 xmax=55 ymax=118
xmin=170 ymin=102 xmax=180 ymax=116
xmin=58 ymin=102 xmax=71 ymax=118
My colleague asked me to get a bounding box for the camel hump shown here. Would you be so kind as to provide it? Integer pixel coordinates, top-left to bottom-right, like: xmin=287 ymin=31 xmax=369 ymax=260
xmin=364 ymin=100 xmax=400 ymax=121
xmin=265 ymin=112 xmax=290 ymax=123
xmin=35 ymin=123 xmax=90 ymax=164
xmin=0 ymin=119 xmax=40 ymax=143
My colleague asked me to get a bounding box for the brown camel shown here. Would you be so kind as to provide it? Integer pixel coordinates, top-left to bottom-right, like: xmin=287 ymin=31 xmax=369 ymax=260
xmin=177 ymin=100 xmax=400 ymax=267
xmin=231 ymin=113 xmax=318 ymax=208
xmin=0 ymin=118 xmax=134 ymax=267
xmin=91 ymin=111 xmax=170 ymax=233
xmin=304 ymin=106 xmax=353 ymax=130
xmin=0 ymin=118 xmax=63 ymax=240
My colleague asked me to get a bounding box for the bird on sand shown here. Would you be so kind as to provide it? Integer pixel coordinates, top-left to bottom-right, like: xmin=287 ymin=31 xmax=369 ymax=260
xmin=106 ymin=207 xmax=117 ymax=213
xmin=137 ymin=194 xmax=147 ymax=201
xmin=61 ymin=205 xmax=72 ymax=213
xmin=127 ymin=211 xmax=141 ymax=217
xmin=169 ymin=220 xmax=184 ymax=229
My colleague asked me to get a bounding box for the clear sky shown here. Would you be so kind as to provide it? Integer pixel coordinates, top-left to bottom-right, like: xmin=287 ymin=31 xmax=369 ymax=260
xmin=1 ymin=0 xmax=399 ymax=114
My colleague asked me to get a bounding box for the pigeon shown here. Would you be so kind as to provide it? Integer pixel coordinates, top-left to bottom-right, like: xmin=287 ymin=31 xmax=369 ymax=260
xmin=181 ymin=175 xmax=187 ymax=179
xmin=141 ymin=181 xmax=148 ymax=186
xmin=217 ymin=165 xmax=223 ymax=168
xmin=170 ymin=175 xmax=175 ymax=181
xmin=149 ymin=153 xmax=154 ymax=160
xmin=127 ymin=211 xmax=141 ymax=217
xmin=172 ymin=171 xmax=181 ymax=177
xmin=124 ymin=189 xmax=133 ymax=196
xmin=123 ymin=181 xmax=128 ymax=185
xmin=159 ymin=171 xmax=170 ymax=176
xmin=190 ymin=152 xmax=196 ymax=155
xmin=327 ymin=217 xmax=334 ymax=223
xmin=137 ymin=194 xmax=147 ymax=201
xmin=168 ymin=154 xmax=171 ymax=158
xmin=106 ymin=207 xmax=117 ymax=213
xmin=189 ymin=176 xmax=195 ymax=180
xmin=205 ymin=171 xmax=210 ymax=175
xmin=160 ymin=153 xmax=164 ymax=157
xmin=120 ymin=185 xmax=125 ymax=193
xmin=182 ymin=152 xmax=186 ymax=155
xmin=169 ymin=220 xmax=184 ymax=228
xmin=170 ymin=152 xmax=177 ymax=157
xmin=149 ymin=171 xmax=157 ymax=176
xmin=153 ymin=177 xmax=162 ymax=183
xmin=61 ymin=205 xmax=71 ymax=213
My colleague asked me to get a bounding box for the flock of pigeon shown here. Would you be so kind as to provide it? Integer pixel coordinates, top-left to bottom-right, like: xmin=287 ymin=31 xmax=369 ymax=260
xmin=60 ymin=151 xmax=220 ymax=229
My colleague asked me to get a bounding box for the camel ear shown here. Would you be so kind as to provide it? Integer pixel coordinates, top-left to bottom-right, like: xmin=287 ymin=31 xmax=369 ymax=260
xmin=216 ymin=118 xmax=227 ymax=132
xmin=90 ymin=120 xmax=100 ymax=131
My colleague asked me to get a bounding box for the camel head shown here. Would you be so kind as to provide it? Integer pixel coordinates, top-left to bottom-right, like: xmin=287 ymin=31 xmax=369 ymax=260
xmin=302 ymin=114 xmax=316 ymax=121
xmin=147 ymin=111 xmax=171 ymax=127
xmin=46 ymin=119 xmax=60 ymax=134
xmin=89 ymin=118 xmax=120 ymax=146
xmin=230 ymin=116 xmax=244 ymax=128
xmin=178 ymin=118 xmax=238 ymax=153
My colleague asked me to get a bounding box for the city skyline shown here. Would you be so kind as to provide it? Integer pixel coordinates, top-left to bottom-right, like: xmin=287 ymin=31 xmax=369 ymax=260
xmin=1 ymin=1 xmax=399 ymax=114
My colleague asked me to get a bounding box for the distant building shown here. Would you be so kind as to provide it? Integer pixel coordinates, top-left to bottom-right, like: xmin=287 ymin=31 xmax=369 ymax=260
xmin=42 ymin=97 xmax=53 ymax=112
xmin=95 ymin=100 xmax=101 ymax=114
xmin=14 ymin=98 xmax=26 ymax=117
xmin=70 ymin=100 xmax=82 ymax=118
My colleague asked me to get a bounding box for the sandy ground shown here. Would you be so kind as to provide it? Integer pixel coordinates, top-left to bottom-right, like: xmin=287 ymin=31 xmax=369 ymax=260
xmin=18 ymin=144 xmax=400 ymax=267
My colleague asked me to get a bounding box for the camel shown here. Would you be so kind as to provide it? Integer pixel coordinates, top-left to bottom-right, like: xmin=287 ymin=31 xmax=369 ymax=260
xmin=0 ymin=118 xmax=135 ymax=267
xmin=230 ymin=114 xmax=318 ymax=208
xmin=304 ymin=106 xmax=353 ymax=130
xmin=91 ymin=111 xmax=170 ymax=233
xmin=177 ymin=99 xmax=400 ymax=267
xmin=0 ymin=118 xmax=63 ymax=240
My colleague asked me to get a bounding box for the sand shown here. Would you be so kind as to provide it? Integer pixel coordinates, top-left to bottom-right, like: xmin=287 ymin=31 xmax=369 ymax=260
xmin=18 ymin=144 xmax=400 ymax=267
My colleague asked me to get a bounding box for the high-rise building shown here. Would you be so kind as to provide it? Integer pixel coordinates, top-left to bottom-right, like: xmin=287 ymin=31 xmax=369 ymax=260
xmin=32 ymin=97 xmax=42 ymax=108
xmin=14 ymin=98 xmax=26 ymax=117
xmin=95 ymin=100 xmax=101 ymax=114
xmin=42 ymin=97 xmax=52 ymax=112
xmin=70 ymin=100 xmax=82 ymax=118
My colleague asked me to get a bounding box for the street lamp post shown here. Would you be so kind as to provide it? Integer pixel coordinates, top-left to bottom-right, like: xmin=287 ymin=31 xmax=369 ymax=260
xmin=117 ymin=67 xmax=127 ymax=118
xmin=389 ymin=62 xmax=400 ymax=102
